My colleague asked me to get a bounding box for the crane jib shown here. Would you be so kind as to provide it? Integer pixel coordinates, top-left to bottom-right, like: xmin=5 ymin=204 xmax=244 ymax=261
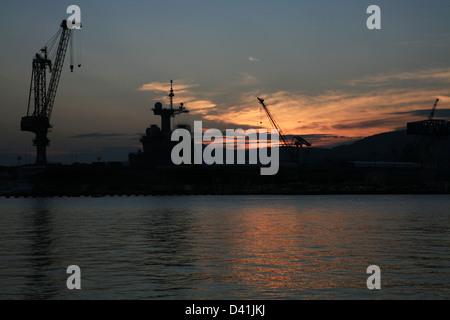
xmin=257 ymin=97 xmax=311 ymax=164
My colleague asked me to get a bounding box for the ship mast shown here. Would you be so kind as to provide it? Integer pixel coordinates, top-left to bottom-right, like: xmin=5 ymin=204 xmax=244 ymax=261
xmin=169 ymin=79 xmax=174 ymax=110
xmin=152 ymin=80 xmax=189 ymax=135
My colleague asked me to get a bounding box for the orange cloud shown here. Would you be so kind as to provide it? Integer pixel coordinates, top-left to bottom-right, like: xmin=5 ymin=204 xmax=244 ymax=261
xmin=138 ymin=69 xmax=450 ymax=147
xmin=204 ymin=88 xmax=449 ymax=146
xmin=137 ymin=80 xmax=216 ymax=115
xmin=137 ymin=81 xmax=196 ymax=93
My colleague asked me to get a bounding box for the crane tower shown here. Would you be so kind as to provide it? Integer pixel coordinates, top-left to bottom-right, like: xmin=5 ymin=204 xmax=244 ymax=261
xmin=21 ymin=20 xmax=79 ymax=165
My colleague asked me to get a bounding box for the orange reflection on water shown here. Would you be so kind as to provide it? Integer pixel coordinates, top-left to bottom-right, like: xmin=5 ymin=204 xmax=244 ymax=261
xmin=213 ymin=204 xmax=368 ymax=298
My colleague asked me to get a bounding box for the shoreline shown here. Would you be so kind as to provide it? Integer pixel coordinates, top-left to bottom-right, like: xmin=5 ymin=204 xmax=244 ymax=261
xmin=2 ymin=188 xmax=450 ymax=198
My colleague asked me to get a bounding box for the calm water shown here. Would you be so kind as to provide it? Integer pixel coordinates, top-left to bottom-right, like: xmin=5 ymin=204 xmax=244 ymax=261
xmin=0 ymin=195 xmax=449 ymax=300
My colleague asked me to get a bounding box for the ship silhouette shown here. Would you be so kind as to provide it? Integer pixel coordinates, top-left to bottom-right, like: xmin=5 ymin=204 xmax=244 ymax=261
xmin=129 ymin=81 xmax=190 ymax=166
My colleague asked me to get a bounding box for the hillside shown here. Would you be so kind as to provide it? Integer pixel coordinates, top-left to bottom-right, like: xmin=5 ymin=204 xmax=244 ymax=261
xmin=303 ymin=130 xmax=450 ymax=165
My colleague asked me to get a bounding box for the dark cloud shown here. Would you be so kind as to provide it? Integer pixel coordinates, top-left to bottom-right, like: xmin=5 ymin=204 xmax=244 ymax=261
xmin=301 ymin=134 xmax=352 ymax=140
xmin=390 ymin=108 xmax=450 ymax=119
xmin=0 ymin=148 xmax=16 ymax=153
xmin=332 ymin=119 xmax=397 ymax=130
xmin=332 ymin=109 xmax=450 ymax=132
xmin=70 ymin=133 xmax=129 ymax=139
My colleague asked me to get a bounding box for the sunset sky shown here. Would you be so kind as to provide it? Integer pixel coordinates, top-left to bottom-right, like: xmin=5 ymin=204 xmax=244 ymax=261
xmin=1 ymin=0 xmax=449 ymax=165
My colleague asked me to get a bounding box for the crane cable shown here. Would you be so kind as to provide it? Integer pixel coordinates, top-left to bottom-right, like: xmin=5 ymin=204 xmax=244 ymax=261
xmin=258 ymin=102 xmax=263 ymax=126
xmin=69 ymin=27 xmax=83 ymax=71
xmin=77 ymin=27 xmax=82 ymax=68
xmin=69 ymin=31 xmax=74 ymax=72
xmin=41 ymin=26 xmax=82 ymax=73
xmin=44 ymin=29 xmax=60 ymax=57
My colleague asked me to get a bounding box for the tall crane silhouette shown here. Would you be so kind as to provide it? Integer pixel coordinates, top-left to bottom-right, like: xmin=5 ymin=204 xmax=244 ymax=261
xmin=21 ymin=20 xmax=80 ymax=165
xmin=257 ymin=97 xmax=311 ymax=164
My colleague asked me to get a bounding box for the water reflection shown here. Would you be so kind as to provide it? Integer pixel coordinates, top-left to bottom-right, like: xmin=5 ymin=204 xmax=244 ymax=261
xmin=202 ymin=201 xmax=391 ymax=298
xmin=142 ymin=208 xmax=205 ymax=298
xmin=0 ymin=195 xmax=448 ymax=299
xmin=23 ymin=199 xmax=60 ymax=299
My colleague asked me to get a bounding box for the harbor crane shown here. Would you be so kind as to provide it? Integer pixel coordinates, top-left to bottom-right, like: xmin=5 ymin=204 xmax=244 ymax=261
xmin=257 ymin=97 xmax=311 ymax=164
xmin=21 ymin=20 xmax=80 ymax=165
xmin=407 ymin=98 xmax=450 ymax=167
xmin=407 ymin=98 xmax=450 ymax=136
xmin=428 ymin=98 xmax=439 ymax=122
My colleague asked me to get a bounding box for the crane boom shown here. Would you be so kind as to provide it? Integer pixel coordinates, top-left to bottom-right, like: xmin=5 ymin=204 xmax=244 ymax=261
xmin=257 ymin=97 xmax=289 ymax=149
xmin=428 ymin=98 xmax=439 ymax=122
xmin=46 ymin=21 xmax=72 ymax=119
xmin=257 ymin=97 xmax=311 ymax=163
xmin=21 ymin=20 xmax=75 ymax=165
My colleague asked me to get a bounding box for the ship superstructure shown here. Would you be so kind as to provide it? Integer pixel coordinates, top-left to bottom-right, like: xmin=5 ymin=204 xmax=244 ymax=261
xmin=129 ymin=81 xmax=189 ymax=166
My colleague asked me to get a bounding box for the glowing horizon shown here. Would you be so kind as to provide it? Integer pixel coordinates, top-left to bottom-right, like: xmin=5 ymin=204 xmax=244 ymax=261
xmin=138 ymin=67 xmax=450 ymax=147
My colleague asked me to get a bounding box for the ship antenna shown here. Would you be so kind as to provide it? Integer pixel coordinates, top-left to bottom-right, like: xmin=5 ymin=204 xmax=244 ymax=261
xmin=169 ymin=80 xmax=174 ymax=110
